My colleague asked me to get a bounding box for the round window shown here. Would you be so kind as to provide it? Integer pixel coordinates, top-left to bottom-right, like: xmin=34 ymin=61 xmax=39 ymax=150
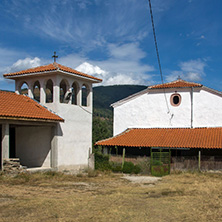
xmin=170 ymin=93 xmax=181 ymax=106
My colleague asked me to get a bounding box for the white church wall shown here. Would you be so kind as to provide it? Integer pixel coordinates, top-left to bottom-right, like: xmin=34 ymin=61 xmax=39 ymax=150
xmin=46 ymin=103 xmax=92 ymax=171
xmin=45 ymin=75 xmax=93 ymax=171
xmin=193 ymin=89 xmax=222 ymax=127
xmin=113 ymin=87 xmax=222 ymax=136
xmin=15 ymin=72 xmax=94 ymax=171
xmin=16 ymin=126 xmax=51 ymax=168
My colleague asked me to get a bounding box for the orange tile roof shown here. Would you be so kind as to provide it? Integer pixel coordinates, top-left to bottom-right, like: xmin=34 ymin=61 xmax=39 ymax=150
xmin=96 ymin=128 xmax=222 ymax=149
xmin=0 ymin=91 xmax=64 ymax=122
xmin=149 ymin=79 xmax=202 ymax=89
xmin=3 ymin=62 xmax=102 ymax=82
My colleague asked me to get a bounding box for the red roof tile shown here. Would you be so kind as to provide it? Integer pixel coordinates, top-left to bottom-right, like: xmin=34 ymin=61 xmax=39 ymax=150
xmin=3 ymin=62 xmax=102 ymax=82
xmin=0 ymin=91 xmax=64 ymax=122
xmin=96 ymin=128 xmax=222 ymax=149
xmin=149 ymin=79 xmax=202 ymax=89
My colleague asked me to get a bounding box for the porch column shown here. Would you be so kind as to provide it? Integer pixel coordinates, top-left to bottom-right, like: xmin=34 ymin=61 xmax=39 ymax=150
xmin=1 ymin=123 xmax=9 ymax=169
xmin=51 ymin=125 xmax=58 ymax=169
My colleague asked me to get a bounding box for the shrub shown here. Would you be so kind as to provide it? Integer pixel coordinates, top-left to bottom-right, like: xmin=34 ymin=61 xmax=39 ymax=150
xmin=122 ymin=161 xmax=135 ymax=174
xmin=152 ymin=160 xmax=163 ymax=166
xmin=110 ymin=162 xmax=122 ymax=172
xmin=133 ymin=164 xmax=141 ymax=174
xmin=94 ymin=151 xmax=111 ymax=171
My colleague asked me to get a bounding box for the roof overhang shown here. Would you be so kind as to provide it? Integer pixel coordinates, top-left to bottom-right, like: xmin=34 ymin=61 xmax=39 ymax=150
xmin=96 ymin=127 xmax=222 ymax=149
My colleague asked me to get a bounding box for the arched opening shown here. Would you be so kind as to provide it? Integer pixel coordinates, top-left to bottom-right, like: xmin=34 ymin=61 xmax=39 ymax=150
xmin=82 ymin=84 xmax=89 ymax=107
xmin=33 ymin=81 xmax=40 ymax=102
xmin=60 ymin=79 xmax=68 ymax=103
xmin=19 ymin=82 xmax=29 ymax=95
xmin=45 ymin=79 xmax=53 ymax=103
xmin=71 ymin=82 xmax=78 ymax=105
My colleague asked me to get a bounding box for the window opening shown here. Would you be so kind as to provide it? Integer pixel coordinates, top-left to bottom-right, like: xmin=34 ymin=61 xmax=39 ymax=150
xmin=82 ymin=84 xmax=89 ymax=106
xmin=71 ymin=82 xmax=78 ymax=105
xmin=60 ymin=80 xmax=67 ymax=103
xmin=20 ymin=82 xmax=28 ymax=95
xmin=170 ymin=93 xmax=181 ymax=107
xmin=33 ymin=81 xmax=40 ymax=102
xmin=45 ymin=79 xmax=53 ymax=103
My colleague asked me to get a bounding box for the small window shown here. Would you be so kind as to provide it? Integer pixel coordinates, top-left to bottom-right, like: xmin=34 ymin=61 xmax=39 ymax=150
xmin=170 ymin=93 xmax=181 ymax=107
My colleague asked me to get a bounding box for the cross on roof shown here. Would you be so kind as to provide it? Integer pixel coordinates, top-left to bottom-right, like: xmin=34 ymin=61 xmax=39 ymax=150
xmin=52 ymin=51 xmax=58 ymax=63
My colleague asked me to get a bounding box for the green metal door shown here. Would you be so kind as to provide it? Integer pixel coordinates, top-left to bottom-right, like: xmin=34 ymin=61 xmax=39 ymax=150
xmin=151 ymin=149 xmax=171 ymax=177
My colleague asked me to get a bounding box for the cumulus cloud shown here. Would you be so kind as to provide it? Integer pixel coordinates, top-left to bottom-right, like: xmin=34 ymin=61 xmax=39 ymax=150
xmin=60 ymin=42 xmax=155 ymax=86
xmin=76 ymin=62 xmax=146 ymax=85
xmin=167 ymin=59 xmax=207 ymax=82
xmin=6 ymin=57 xmax=41 ymax=73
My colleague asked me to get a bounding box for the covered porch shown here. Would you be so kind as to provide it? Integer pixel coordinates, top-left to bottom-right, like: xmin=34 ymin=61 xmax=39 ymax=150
xmin=0 ymin=120 xmax=60 ymax=171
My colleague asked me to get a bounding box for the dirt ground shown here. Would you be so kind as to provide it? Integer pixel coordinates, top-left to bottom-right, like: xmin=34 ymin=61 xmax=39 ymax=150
xmin=0 ymin=171 xmax=222 ymax=222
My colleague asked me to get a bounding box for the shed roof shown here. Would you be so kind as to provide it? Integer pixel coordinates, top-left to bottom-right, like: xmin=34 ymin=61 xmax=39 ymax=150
xmin=3 ymin=62 xmax=102 ymax=82
xmin=96 ymin=127 xmax=222 ymax=149
xmin=0 ymin=91 xmax=64 ymax=122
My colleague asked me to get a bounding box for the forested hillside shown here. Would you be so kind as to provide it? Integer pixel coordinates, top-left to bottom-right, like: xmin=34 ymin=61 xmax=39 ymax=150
xmin=92 ymin=85 xmax=147 ymax=145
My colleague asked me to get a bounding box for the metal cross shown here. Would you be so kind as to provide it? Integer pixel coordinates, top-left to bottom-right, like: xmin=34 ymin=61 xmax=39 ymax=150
xmin=52 ymin=51 xmax=58 ymax=63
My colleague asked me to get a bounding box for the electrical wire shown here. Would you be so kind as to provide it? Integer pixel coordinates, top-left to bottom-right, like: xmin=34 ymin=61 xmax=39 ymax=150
xmin=148 ymin=0 xmax=171 ymax=115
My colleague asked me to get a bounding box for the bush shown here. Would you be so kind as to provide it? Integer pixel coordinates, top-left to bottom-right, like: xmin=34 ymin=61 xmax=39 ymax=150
xmin=122 ymin=161 xmax=135 ymax=174
xmin=94 ymin=151 xmax=111 ymax=171
xmin=152 ymin=160 xmax=163 ymax=166
xmin=133 ymin=164 xmax=141 ymax=174
xmin=110 ymin=162 xmax=122 ymax=172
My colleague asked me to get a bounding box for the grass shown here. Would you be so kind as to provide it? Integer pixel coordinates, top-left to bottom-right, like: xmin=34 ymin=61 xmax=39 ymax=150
xmin=0 ymin=171 xmax=222 ymax=221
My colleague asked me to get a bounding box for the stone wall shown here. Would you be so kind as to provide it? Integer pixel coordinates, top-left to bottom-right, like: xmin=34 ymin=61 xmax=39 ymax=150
xmin=3 ymin=158 xmax=25 ymax=175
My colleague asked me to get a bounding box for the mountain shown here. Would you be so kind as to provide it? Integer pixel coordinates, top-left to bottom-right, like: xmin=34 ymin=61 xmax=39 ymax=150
xmin=93 ymin=85 xmax=147 ymax=118
xmin=92 ymin=85 xmax=147 ymax=145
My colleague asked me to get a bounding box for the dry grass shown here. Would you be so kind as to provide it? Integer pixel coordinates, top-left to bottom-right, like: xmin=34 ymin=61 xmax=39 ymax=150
xmin=0 ymin=171 xmax=222 ymax=222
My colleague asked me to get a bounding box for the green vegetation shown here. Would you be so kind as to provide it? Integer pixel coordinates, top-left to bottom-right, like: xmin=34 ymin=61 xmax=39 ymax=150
xmin=94 ymin=149 xmax=141 ymax=174
xmin=92 ymin=85 xmax=147 ymax=144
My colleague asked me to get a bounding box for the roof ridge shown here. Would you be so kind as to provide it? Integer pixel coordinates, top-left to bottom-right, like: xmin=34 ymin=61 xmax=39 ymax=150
xmin=148 ymin=78 xmax=202 ymax=89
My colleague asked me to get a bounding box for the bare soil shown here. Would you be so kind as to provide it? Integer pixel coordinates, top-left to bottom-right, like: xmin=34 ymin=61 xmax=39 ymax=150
xmin=0 ymin=171 xmax=222 ymax=222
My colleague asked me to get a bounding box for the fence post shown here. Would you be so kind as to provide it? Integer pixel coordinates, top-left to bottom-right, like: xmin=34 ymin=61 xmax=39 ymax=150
xmin=122 ymin=148 xmax=125 ymax=169
xmin=198 ymin=150 xmax=201 ymax=172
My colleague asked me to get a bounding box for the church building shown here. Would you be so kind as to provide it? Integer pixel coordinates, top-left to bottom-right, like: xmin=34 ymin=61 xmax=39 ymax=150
xmin=1 ymin=60 xmax=102 ymax=171
xmin=96 ymin=79 xmax=222 ymax=161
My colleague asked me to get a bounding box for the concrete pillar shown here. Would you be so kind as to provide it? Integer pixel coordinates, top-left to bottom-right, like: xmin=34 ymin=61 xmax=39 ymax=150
xmin=2 ymin=123 xmax=9 ymax=163
xmin=40 ymin=86 xmax=46 ymax=105
xmin=88 ymin=86 xmax=92 ymax=107
xmin=28 ymin=88 xmax=33 ymax=98
xmin=54 ymin=84 xmax=60 ymax=104
xmin=78 ymin=85 xmax=82 ymax=106
xmin=15 ymin=81 xmax=19 ymax=94
xmin=51 ymin=125 xmax=58 ymax=169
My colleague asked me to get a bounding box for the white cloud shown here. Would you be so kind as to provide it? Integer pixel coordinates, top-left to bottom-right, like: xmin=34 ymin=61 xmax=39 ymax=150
xmin=76 ymin=62 xmax=147 ymax=86
xmin=167 ymin=59 xmax=207 ymax=82
xmin=59 ymin=42 xmax=154 ymax=86
xmin=6 ymin=57 xmax=41 ymax=73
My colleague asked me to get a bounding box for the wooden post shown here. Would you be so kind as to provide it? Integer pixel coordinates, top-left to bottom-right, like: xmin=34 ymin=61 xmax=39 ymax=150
xmin=198 ymin=150 xmax=201 ymax=172
xmin=122 ymin=148 xmax=125 ymax=169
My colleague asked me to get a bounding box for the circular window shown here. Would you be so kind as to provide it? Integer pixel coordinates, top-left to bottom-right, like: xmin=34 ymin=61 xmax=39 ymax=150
xmin=170 ymin=93 xmax=181 ymax=107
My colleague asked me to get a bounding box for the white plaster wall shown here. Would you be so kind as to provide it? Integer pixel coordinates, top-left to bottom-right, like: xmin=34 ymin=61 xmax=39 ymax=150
xmin=47 ymin=103 xmax=92 ymax=170
xmin=113 ymin=88 xmax=222 ymax=136
xmin=45 ymin=75 xmax=93 ymax=170
xmin=16 ymin=127 xmax=51 ymax=167
xmin=193 ymin=89 xmax=222 ymax=127
xmin=15 ymin=72 xmax=94 ymax=171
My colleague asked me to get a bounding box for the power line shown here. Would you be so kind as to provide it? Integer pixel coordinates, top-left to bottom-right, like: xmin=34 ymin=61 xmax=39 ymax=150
xmin=148 ymin=0 xmax=171 ymax=115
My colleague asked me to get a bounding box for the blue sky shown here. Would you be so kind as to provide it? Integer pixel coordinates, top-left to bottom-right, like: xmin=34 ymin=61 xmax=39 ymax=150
xmin=0 ymin=0 xmax=222 ymax=91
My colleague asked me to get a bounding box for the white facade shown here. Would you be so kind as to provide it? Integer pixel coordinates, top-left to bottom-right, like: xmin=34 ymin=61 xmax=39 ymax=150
xmin=9 ymin=68 xmax=100 ymax=171
xmin=113 ymin=86 xmax=222 ymax=136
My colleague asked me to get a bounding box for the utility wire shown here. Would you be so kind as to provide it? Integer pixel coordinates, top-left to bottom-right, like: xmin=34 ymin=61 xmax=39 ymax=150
xmin=148 ymin=0 xmax=171 ymax=115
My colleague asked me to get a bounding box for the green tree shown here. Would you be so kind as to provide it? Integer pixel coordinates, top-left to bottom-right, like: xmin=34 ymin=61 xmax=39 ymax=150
xmin=92 ymin=117 xmax=112 ymax=146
